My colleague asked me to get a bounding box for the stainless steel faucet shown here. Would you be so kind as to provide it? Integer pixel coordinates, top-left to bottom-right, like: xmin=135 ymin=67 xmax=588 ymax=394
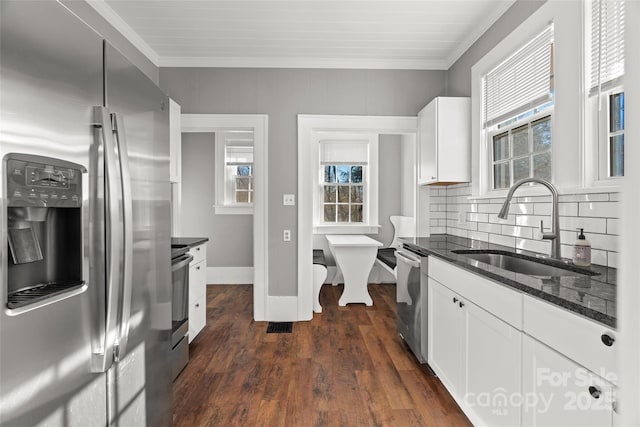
xmin=497 ymin=178 xmax=561 ymax=259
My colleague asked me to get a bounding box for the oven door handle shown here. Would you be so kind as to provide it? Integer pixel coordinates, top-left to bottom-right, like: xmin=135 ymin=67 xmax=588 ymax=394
xmin=172 ymin=254 xmax=194 ymax=271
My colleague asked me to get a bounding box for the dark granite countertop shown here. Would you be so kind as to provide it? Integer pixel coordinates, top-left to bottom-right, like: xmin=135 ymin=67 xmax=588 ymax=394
xmin=401 ymin=234 xmax=617 ymax=328
xmin=171 ymin=237 xmax=209 ymax=249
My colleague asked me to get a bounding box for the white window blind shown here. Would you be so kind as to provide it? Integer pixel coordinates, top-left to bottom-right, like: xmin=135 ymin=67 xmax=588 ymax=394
xmin=320 ymin=141 xmax=368 ymax=165
xmin=226 ymin=146 xmax=253 ymax=165
xmin=483 ymin=24 xmax=554 ymax=128
xmin=590 ymin=0 xmax=625 ymax=96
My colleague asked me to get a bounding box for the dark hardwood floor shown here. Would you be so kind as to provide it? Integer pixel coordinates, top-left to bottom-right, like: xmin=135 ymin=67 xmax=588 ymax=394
xmin=173 ymin=284 xmax=471 ymax=427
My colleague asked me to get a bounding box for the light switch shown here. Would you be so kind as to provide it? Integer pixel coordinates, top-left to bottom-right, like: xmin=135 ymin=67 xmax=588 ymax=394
xmin=283 ymin=194 xmax=295 ymax=206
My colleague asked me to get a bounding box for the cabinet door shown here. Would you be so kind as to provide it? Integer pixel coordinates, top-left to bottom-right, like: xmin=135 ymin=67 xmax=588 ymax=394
xmin=169 ymin=98 xmax=181 ymax=183
xmin=189 ymin=260 xmax=206 ymax=303
xmin=465 ymin=300 xmax=522 ymax=426
xmin=188 ymin=294 xmax=206 ymax=343
xmin=418 ymin=99 xmax=437 ymax=184
xmin=428 ymin=278 xmax=464 ymax=397
xmin=522 ymin=335 xmax=614 ymax=427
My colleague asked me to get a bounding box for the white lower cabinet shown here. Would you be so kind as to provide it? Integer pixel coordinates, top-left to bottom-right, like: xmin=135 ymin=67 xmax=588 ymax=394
xmin=522 ymin=335 xmax=615 ymax=427
xmin=428 ymin=277 xmax=522 ymax=426
xmin=426 ymin=257 xmax=617 ymax=427
xmin=188 ymin=243 xmax=207 ymax=343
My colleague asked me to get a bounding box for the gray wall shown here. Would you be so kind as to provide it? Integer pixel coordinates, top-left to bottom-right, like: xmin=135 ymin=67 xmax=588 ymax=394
xmin=181 ymin=133 xmax=254 ymax=267
xmin=446 ymin=0 xmax=546 ymax=97
xmin=61 ymin=1 xmax=159 ymax=84
xmin=376 ymin=134 xmax=402 ymax=246
xmin=160 ymin=68 xmax=446 ymax=295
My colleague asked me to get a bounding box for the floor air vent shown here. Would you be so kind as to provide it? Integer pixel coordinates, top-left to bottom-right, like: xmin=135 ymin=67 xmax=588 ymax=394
xmin=266 ymin=322 xmax=293 ymax=334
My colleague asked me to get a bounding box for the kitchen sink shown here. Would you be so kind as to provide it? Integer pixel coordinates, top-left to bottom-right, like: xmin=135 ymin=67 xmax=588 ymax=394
xmin=452 ymin=250 xmax=598 ymax=277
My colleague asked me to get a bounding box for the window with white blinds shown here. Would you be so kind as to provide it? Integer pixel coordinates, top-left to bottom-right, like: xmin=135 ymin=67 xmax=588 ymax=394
xmin=589 ymin=0 xmax=625 ymax=95
xmin=319 ymin=141 xmax=368 ymax=165
xmin=483 ymin=24 xmax=555 ymax=128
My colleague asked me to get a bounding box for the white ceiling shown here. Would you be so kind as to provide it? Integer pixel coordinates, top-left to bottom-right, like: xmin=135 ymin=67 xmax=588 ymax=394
xmin=89 ymin=0 xmax=516 ymax=70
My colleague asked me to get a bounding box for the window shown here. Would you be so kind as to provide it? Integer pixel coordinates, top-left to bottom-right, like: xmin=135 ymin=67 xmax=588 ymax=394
xmin=312 ymin=133 xmax=379 ymax=234
xmin=490 ymin=115 xmax=552 ymax=189
xmin=215 ymin=130 xmax=254 ymax=214
xmin=588 ymin=0 xmax=625 ymax=180
xmin=483 ymin=24 xmax=555 ymax=190
xmin=322 ymin=165 xmax=364 ymax=223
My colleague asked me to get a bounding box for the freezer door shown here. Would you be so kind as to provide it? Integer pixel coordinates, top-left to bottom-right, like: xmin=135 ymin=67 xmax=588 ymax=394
xmin=0 ymin=2 xmax=108 ymax=427
xmin=104 ymin=43 xmax=172 ymax=427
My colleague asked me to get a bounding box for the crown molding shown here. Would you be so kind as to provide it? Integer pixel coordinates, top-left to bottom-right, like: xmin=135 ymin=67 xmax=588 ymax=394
xmin=158 ymin=56 xmax=447 ymax=70
xmin=86 ymin=0 xmax=160 ymax=66
xmin=444 ymin=0 xmax=516 ymax=70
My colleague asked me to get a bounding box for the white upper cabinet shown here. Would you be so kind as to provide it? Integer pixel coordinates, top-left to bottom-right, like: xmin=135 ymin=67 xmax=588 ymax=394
xmin=169 ymin=98 xmax=181 ymax=183
xmin=417 ymin=96 xmax=471 ymax=185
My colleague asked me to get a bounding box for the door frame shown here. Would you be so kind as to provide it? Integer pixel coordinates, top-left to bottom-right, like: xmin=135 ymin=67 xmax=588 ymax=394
xmin=181 ymin=114 xmax=269 ymax=321
xmin=297 ymin=115 xmax=418 ymax=321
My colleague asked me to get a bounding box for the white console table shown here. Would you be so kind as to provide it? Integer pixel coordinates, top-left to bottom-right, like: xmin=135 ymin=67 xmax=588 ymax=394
xmin=326 ymin=235 xmax=383 ymax=306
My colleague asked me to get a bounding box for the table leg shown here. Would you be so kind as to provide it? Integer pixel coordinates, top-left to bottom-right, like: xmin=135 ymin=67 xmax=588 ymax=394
xmin=333 ymin=246 xmax=378 ymax=306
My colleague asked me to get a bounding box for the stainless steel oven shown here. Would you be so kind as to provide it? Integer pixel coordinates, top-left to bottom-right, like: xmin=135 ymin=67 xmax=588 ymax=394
xmin=171 ymin=246 xmax=192 ymax=380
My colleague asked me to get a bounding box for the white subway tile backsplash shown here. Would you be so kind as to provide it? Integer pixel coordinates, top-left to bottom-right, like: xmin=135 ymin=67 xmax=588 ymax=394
xmin=558 ymin=193 xmax=609 ymax=202
xmin=607 ymin=218 xmax=620 ymax=235
xmin=427 ymin=184 xmax=619 ymax=267
xmin=559 ymin=216 xmax=607 ymax=234
xmin=489 ymin=234 xmax=516 ymax=247
xmin=478 ymin=222 xmax=502 ymax=234
xmin=469 ymin=213 xmax=489 ymax=223
xmin=502 ymin=225 xmax=534 ymax=239
xmin=578 ymin=202 xmax=620 ymax=218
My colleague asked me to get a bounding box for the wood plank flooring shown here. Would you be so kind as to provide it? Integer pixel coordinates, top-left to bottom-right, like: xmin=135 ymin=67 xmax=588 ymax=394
xmin=173 ymin=284 xmax=471 ymax=427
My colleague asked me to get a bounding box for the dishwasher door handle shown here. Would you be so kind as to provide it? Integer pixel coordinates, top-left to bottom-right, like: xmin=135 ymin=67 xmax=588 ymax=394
xmin=396 ymin=250 xmax=421 ymax=268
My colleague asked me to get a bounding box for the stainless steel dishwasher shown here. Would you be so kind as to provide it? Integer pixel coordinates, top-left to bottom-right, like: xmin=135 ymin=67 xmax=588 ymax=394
xmin=396 ymin=249 xmax=428 ymax=363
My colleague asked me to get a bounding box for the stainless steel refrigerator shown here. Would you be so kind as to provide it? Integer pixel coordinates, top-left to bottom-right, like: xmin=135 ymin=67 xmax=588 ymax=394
xmin=0 ymin=1 xmax=172 ymax=426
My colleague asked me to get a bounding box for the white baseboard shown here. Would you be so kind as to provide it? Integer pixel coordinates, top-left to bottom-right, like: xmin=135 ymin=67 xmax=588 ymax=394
xmin=207 ymin=267 xmax=254 ymax=285
xmin=266 ymin=296 xmax=300 ymax=321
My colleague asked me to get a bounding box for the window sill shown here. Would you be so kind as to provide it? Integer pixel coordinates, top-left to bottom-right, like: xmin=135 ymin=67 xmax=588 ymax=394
xmin=213 ymin=205 xmax=253 ymax=215
xmin=469 ymin=184 xmax=622 ymax=201
xmin=313 ymin=224 xmax=381 ymax=235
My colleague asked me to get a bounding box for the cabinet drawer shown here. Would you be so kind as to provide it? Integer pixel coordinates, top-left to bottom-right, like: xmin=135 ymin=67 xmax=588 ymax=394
xmin=429 ymin=257 xmax=522 ymax=329
xmin=523 ymin=295 xmax=617 ymax=384
xmin=188 ymin=295 xmax=206 ymax=343
xmin=188 ymin=243 xmax=207 ymax=265
xmin=189 ymin=260 xmax=206 ymax=301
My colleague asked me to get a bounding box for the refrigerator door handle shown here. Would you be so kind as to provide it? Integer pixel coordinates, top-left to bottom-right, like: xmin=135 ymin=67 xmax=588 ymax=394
xmin=91 ymin=106 xmax=122 ymax=373
xmin=112 ymin=112 xmax=133 ymax=360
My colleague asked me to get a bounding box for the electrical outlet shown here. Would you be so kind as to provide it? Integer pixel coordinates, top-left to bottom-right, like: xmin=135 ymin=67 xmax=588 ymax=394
xmin=283 ymin=194 xmax=295 ymax=206
xmin=283 ymin=229 xmax=291 ymax=241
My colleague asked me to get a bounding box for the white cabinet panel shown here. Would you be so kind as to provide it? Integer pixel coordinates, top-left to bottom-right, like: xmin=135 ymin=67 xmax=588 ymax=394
xmin=169 ymin=98 xmax=181 ymax=183
xmin=522 ymin=335 xmax=615 ymax=427
xmin=188 ymin=295 xmax=206 ymax=344
xmin=428 ymin=278 xmax=464 ymax=396
xmin=417 ymin=97 xmax=471 ymax=185
xmin=465 ymin=298 xmax=522 ymax=426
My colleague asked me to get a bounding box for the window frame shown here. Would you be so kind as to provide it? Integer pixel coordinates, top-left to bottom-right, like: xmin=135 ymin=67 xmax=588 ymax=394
xmin=321 ymin=165 xmax=367 ymax=225
xmin=594 ymin=86 xmax=625 ymax=181
xmin=214 ymin=131 xmax=255 ymax=215
xmin=487 ymin=110 xmax=554 ymax=191
xmin=312 ymin=132 xmax=380 ymax=234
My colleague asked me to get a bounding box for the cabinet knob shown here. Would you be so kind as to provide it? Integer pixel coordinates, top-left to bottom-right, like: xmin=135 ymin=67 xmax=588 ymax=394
xmin=459 ymin=301 xmax=465 ymax=308
xmin=453 ymin=297 xmax=458 ymax=304
xmin=431 ymin=176 xmax=436 ymax=180
xmin=601 ymin=334 xmax=615 ymax=347
xmin=589 ymin=386 xmax=602 ymax=399
xmin=196 ymin=266 xmax=200 ymax=270
xmin=197 ymin=247 xmax=201 ymax=251
xmin=195 ymin=303 xmax=200 ymax=308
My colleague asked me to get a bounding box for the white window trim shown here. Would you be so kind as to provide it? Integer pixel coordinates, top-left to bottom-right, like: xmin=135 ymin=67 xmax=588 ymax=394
xmin=312 ymin=131 xmax=379 ymax=234
xmin=471 ymin=2 xmax=586 ymax=197
xmin=213 ymin=132 xmax=254 ymax=215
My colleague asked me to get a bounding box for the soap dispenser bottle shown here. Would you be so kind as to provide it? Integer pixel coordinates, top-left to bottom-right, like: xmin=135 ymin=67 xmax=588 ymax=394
xmin=573 ymin=228 xmax=591 ymax=267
